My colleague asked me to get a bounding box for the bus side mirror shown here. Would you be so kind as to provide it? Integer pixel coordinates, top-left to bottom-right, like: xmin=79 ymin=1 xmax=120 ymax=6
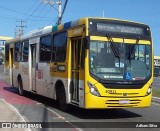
xmin=83 ymin=36 xmax=90 ymax=49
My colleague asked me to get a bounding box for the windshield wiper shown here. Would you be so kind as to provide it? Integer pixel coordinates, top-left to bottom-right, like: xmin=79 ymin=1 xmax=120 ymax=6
xmin=106 ymin=34 xmax=120 ymax=58
xmin=106 ymin=34 xmax=122 ymax=69
xmin=124 ymin=37 xmax=140 ymax=71
xmin=128 ymin=37 xmax=140 ymax=60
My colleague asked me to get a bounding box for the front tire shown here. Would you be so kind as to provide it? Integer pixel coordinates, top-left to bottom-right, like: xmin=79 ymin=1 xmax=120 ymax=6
xmin=18 ymin=79 xmax=24 ymax=96
xmin=57 ymin=86 xmax=69 ymax=111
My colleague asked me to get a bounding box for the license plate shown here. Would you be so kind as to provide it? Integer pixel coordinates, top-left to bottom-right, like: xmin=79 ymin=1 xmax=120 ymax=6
xmin=119 ymin=99 xmax=130 ymax=104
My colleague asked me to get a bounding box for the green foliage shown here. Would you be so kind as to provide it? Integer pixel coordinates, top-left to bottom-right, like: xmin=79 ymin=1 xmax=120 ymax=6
xmin=152 ymin=88 xmax=160 ymax=98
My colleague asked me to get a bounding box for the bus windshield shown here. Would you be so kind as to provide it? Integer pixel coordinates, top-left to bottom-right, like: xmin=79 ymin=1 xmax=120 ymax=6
xmin=89 ymin=40 xmax=151 ymax=81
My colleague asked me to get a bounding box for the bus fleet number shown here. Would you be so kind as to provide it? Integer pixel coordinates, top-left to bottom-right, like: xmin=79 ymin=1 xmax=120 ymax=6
xmin=106 ymin=90 xmax=116 ymax=94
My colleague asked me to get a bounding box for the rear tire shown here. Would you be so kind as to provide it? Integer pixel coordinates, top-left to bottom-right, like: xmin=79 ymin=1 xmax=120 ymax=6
xmin=57 ymin=86 xmax=69 ymax=111
xmin=18 ymin=79 xmax=24 ymax=96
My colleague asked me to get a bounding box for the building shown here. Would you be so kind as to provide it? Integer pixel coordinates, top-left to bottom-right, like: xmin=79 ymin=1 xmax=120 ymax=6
xmin=154 ymin=56 xmax=160 ymax=77
xmin=0 ymin=36 xmax=12 ymax=63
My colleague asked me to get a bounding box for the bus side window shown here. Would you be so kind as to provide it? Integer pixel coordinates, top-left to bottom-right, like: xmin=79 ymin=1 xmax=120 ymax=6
xmin=22 ymin=40 xmax=29 ymax=62
xmin=52 ymin=32 xmax=67 ymax=62
xmin=14 ymin=42 xmax=21 ymax=62
xmin=40 ymin=35 xmax=52 ymax=62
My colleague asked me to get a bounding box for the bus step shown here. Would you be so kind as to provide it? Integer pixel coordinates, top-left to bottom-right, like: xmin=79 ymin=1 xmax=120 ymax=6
xmin=71 ymin=100 xmax=79 ymax=106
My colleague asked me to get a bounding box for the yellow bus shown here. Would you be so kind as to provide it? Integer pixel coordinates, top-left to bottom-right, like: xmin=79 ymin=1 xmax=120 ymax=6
xmin=4 ymin=17 xmax=153 ymax=111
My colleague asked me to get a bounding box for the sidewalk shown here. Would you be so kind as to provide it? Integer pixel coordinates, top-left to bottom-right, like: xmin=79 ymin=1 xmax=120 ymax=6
xmin=0 ymin=67 xmax=26 ymax=130
xmin=0 ymin=99 xmax=27 ymax=131
xmin=0 ymin=99 xmax=25 ymax=122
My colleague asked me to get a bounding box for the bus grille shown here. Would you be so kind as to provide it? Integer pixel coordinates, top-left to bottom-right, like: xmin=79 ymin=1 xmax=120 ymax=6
xmin=105 ymin=99 xmax=141 ymax=108
xmin=106 ymin=93 xmax=139 ymax=97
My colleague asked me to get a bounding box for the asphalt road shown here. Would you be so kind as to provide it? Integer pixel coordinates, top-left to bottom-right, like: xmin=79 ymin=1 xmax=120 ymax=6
xmin=0 ymin=65 xmax=160 ymax=131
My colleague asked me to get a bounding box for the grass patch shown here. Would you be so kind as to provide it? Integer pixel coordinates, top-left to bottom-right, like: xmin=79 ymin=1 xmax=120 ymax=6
xmin=152 ymin=88 xmax=160 ymax=98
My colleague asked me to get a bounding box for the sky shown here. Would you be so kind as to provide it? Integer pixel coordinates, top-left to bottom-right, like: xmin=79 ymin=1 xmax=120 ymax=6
xmin=0 ymin=0 xmax=159 ymax=56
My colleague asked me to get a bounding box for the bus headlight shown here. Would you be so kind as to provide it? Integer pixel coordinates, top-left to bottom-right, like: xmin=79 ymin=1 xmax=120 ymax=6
xmin=145 ymin=86 xmax=152 ymax=96
xmin=88 ymin=81 xmax=100 ymax=96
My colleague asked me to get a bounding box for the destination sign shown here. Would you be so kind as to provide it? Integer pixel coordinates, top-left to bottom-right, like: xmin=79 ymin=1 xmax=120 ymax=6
xmin=97 ymin=23 xmax=144 ymax=35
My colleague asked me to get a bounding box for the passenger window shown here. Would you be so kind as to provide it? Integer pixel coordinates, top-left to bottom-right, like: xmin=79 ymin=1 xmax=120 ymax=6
xmin=52 ymin=32 xmax=67 ymax=62
xmin=40 ymin=35 xmax=52 ymax=62
xmin=22 ymin=40 xmax=29 ymax=62
xmin=14 ymin=42 xmax=21 ymax=62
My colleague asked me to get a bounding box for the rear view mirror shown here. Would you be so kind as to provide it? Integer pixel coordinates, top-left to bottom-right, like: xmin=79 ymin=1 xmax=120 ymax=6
xmin=83 ymin=36 xmax=90 ymax=49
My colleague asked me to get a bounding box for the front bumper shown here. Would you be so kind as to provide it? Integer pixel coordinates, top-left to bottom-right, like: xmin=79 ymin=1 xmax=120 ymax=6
xmin=85 ymin=93 xmax=152 ymax=109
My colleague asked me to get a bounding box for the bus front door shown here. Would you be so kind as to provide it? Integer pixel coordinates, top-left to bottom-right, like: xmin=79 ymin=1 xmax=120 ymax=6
xmin=71 ymin=38 xmax=84 ymax=104
xmin=31 ymin=44 xmax=37 ymax=92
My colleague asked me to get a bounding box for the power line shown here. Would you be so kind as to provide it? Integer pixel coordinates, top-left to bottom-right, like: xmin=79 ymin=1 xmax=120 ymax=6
xmin=30 ymin=4 xmax=48 ymax=20
xmin=0 ymin=4 xmax=24 ymax=15
xmin=42 ymin=0 xmax=62 ymax=25
xmin=0 ymin=3 xmax=51 ymax=20
xmin=0 ymin=14 xmax=53 ymax=21
xmin=0 ymin=15 xmax=20 ymax=20
xmin=27 ymin=6 xmax=54 ymax=27
xmin=25 ymin=2 xmax=43 ymax=20
xmin=21 ymin=0 xmax=38 ymax=19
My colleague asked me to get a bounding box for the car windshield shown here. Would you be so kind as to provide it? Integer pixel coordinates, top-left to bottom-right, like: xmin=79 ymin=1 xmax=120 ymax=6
xmin=89 ymin=40 xmax=152 ymax=81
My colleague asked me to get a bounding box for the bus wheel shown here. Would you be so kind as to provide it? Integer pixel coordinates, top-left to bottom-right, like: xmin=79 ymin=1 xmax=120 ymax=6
xmin=58 ymin=87 xmax=69 ymax=111
xmin=18 ymin=79 xmax=24 ymax=96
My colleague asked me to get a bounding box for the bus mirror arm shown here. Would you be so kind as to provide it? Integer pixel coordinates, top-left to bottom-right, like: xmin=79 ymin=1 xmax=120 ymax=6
xmin=83 ymin=36 xmax=90 ymax=49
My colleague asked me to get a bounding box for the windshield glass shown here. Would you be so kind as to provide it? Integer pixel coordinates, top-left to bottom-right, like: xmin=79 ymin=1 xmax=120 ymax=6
xmin=89 ymin=40 xmax=152 ymax=81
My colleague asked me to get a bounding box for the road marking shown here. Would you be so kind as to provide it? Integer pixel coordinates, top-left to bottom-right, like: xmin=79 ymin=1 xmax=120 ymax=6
xmin=1 ymin=99 xmax=31 ymax=131
xmin=152 ymin=102 xmax=160 ymax=106
xmin=41 ymin=104 xmax=65 ymax=119
xmin=65 ymin=120 xmax=84 ymax=131
xmin=41 ymin=104 xmax=84 ymax=131
xmin=152 ymin=96 xmax=160 ymax=100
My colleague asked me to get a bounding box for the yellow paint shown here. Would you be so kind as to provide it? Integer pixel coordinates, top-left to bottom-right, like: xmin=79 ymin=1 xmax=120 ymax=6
xmin=58 ymin=24 xmax=64 ymax=30
xmin=90 ymin=36 xmax=151 ymax=44
xmin=68 ymin=26 xmax=84 ymax=37
xmin=85 ymin=92 xmax=151 ymax=109
xmin=50 ymin=62 xmax=68 ymax=78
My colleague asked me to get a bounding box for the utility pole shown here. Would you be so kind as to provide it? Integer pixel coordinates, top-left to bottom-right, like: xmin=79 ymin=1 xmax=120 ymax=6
xmin=15 ymin=20 xmax=27 ymax=37
xmin=42 ymin=0 xmax=62 ymax=25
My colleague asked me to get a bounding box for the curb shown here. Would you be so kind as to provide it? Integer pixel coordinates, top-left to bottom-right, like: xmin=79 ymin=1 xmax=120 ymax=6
xmin=152 ymin=97 xmax=160 ymax=104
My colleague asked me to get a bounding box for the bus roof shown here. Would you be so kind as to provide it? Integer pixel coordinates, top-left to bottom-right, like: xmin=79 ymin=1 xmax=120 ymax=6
xmin=7 ymin=17 xmax=149 ymax=41
xmin=21 ymin=25 xmax=53 ymax=40
xmin=5 ymin=37 xmax=20 ymax=44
